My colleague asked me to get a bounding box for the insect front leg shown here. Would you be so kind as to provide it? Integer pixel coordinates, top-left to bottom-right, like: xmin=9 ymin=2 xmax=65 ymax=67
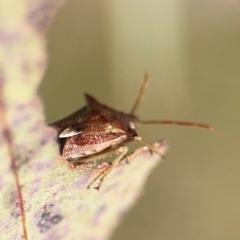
xmin=134 ymin=136 xmax=164 ymax=158
xmin=87 ymin=146 xmax=128 ymax=190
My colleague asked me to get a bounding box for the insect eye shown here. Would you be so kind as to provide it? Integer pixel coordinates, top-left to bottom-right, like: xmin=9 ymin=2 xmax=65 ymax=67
xmin=129 ymin=121 xmax=136 ymax=129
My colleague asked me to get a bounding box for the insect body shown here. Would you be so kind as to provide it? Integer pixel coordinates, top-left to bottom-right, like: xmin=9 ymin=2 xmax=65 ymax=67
xmin=53 ymin=94 xmax=139 ymax=159
xmin=51 ymin=74 xmax=212 ymax=190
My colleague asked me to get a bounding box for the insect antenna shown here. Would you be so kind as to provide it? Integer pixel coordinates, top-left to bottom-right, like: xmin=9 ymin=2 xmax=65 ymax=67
xmin=140 ymin=120 xmax=212 ymax=130
xmin=130 ymin=73 xmax=148 ymax=115
xmin=130 ymin=74 xmax=212 ymax=130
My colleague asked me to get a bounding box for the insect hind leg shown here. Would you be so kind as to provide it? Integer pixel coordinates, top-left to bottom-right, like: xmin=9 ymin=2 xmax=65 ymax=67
xmin=87 ymin=146 xmax=128 ymax=190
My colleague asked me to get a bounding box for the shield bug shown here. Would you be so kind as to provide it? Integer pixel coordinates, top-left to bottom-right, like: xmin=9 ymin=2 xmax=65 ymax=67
xmin=51 ymin=74 xmax=212 ymax=190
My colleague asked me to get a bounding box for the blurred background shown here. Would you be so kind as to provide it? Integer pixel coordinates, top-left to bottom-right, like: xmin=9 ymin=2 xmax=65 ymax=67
xmin=40 ymin=0 xmax=240 ymax=239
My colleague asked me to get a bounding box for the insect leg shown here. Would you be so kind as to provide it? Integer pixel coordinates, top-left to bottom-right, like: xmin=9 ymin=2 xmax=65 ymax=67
xmin=87 ymin=146 xmax=128 ymax=190
xmin=134 ymin=136 xmax=164 ymax=158
xmin=68 ymin=147 xmax=123 ymax=166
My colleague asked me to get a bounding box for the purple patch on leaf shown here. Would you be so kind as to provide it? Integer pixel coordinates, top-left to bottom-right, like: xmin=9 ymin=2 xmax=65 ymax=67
xmin=0 ymin=30 xmax=21 ymax=45
xmin=92 ymin=205 xmax=107 ymax=226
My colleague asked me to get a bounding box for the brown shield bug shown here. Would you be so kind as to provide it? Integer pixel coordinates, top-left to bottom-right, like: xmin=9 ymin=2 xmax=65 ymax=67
xmin=51 ymin=74 xmax=212 ymax=190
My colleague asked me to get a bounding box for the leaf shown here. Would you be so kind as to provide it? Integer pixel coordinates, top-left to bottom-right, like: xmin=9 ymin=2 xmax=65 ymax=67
xmin=0 ymin=1 xmax=168 ymax=240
